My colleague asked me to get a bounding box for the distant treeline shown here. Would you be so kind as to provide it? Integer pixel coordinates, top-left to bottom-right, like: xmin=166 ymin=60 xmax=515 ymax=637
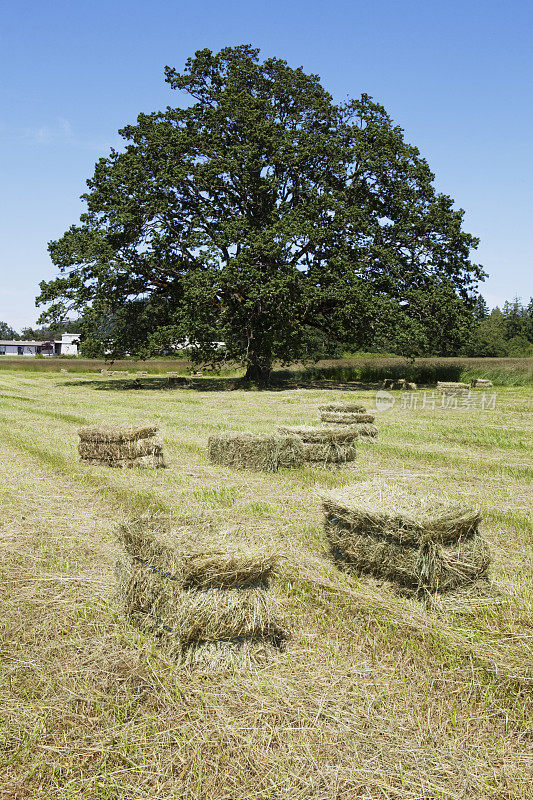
xmin=2 ymin=296 xmax=532 ymax=359
xmin=0 ymin=319 xmax=81 ymax=342
xmin=463 ymin=297 xmax=533 ymax=358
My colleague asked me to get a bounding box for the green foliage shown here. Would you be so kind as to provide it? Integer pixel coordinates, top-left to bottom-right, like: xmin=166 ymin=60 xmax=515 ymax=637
xmin=20 ymin=319 xmax=82 ymax=341
xmin=0 ymin=321 xmax=19 ymax=340
xmin=38 ymin=45 xmax=484 ymax=383
xmin=464 ymin=296 xmax=533 ymax=357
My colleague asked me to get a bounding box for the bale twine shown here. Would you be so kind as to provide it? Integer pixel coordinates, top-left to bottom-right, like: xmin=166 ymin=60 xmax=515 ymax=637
xmin=277 ymin=425 xmax=357 ymax=464
xmin=437 ymin=382 xmax=470 ymax=397
xmin=320 ymin=412 xmax=375 ymax=425
xmin=208 ymin=432 xmax=304 ymax=472
xmin=115 ymin=518 xmax=287 ymax=670
xmin=471 ymin=378 xmax=493 ymax=388
xmin=78 ymin=424 xmax=165 ymax=468
xmin=322 ymin=480 xmax=490 ymax=593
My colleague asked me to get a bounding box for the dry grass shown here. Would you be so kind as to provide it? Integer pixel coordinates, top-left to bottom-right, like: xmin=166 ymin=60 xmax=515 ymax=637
xmin=0 ymin=369 xmax=531 ymax=799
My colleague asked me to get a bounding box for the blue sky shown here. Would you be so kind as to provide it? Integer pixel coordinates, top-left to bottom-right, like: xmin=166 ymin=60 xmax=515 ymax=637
xmin=1 ymin=0 xmax=531 ymax=329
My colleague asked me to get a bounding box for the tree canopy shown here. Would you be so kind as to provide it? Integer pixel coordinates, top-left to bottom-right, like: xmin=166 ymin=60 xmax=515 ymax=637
xmin=38 ymin=45 xmax=485 ymax=381
xmin=0 ymin=321 xmax=20 ymax=340
xmin=464 ymin=296 xmax=533 ymax=357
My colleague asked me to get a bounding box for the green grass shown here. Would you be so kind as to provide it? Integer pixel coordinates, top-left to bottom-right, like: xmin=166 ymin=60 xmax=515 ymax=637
xmin=0 ymin=368 xmax=531 ymax=799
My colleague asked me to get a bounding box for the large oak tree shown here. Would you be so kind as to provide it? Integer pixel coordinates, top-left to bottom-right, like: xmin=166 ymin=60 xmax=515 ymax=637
xmin=38 ymin=45 xmax=484 ymax=382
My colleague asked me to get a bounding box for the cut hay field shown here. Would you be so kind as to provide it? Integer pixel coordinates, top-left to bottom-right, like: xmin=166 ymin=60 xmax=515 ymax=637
xmin=0 ymin=369 xmax=531 ymax=800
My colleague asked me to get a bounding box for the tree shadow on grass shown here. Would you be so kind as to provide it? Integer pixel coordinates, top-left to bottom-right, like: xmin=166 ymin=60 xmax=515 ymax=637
xmin=61 ymin=375 xmax=382 ymax=392
xmin=62 ymin=362 xmax=464 ymax=392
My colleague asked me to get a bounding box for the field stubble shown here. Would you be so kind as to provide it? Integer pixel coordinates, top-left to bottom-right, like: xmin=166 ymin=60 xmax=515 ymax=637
xmin=0 ymin=370 xmax=531 ymax=799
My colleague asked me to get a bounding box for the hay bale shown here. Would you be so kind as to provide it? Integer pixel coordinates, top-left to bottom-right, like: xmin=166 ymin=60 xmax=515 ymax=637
xmin=78 ymin=424 xmax=158 ymax=442
xmin=78 ymin=437 xmax=163 ymax=461
xmin=78 ymin=424 xmax=164 ymax=468
xmin=302 ymin=442 xmax=357 ymax=464
xmin=208 ymin=432 xmax=304 ymax=472
xmin=437 ymin=381 xmax=470 ymax=396
xmin=278 ymin=425 xmax=359 ymax=443
xmin=318 ymin=403 xmax=367 ymax=413
xmin=115 ymin=518 xmax=287 ymax=670
xmin=125 ymin=575 xmax=283 ymax=643
xmin=320 ymin=412 xmax=375 ymax=425
xmin=471 ymin=378 xmax=493 ymax=388
xmin=322 ymin=480 xmax=490 ymax=593
xmin=356 ymin=423 xmax=378 ymax=438
xmin=116 ymin=517 xmax=277 ymax=588
xmin=277 ymin=425 xmax=357 ymax=464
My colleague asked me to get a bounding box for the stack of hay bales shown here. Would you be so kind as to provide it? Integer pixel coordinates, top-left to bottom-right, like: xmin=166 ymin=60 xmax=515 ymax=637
xmin=208 ymin=431 xmax=304 ymax=472
xmin=471 ymin=378 xmax=493 ymax=388
xmin=78 ymin=424 xmax=165 ymax=468
xmin=322 ymin=479 xmax=490 ymax=594
xmin=437 ymin=381 xmax=470 ymax=397
xmin=318 ymin=402 xmax=378 ymax=438
xmin=277 ymin=425 xmax=358 ymax=465
xmin=115 ymin=518 xmax=287 ymax=670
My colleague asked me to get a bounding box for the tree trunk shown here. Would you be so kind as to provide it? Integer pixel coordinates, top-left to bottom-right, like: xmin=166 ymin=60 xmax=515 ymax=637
xmin=244 ymin=360 xmax=272 ymax=386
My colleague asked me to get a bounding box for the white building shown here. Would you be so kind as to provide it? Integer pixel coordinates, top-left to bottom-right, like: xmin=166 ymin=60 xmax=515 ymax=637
xmin=0 ymin=333 xmax=79 ymax=357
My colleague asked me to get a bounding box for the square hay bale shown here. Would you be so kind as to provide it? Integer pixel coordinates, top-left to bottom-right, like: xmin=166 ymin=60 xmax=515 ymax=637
xmin=208 ymin=431 xmax=304 ymax=472
xmin=318 ymin=402 xmax=367 ymax=413
xmin=471 ymin=378 xmax=493 ymax=388
xmin=116 ymin=517 xmax=277 ymax=588
xmin=115 ymin=518 xmax=287 ymax=670
xmin=278 ymin=425 xmax=359 ymax=444
xmin=301 ymin=441 xmax=357 ymax=464
xmin=277 ymin=425 xmax=357 ymax=464
xmin=437 ymin=381 xmax=470 ymax=397
xmin=355 ymin=423 xmax=378 ymax=438
xmin=320 ymin=411 xmax=375 ymax=425
xmin=78 ymin=424 xmax=165 ymax=468
xmin=322 ymin=480 xmax=490 ymax=593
